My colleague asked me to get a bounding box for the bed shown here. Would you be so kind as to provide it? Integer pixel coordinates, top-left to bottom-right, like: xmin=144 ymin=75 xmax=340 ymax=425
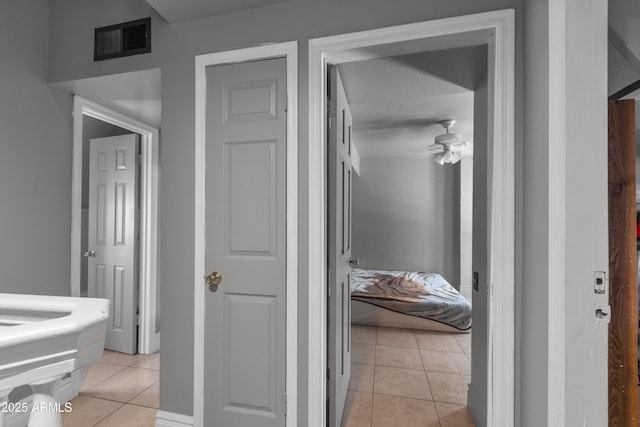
xmin=350 ymin=268 xmax=472 ymax=333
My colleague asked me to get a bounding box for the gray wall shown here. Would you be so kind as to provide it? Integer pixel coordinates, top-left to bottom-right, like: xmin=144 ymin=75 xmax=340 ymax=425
xmin=521 ymin=0 xmax=549 ymax=422
xmin=0 ymin=0 xmax=612 ymax=424
xmin=47 ymin=0 xmax=520 ymax=421
xmin=563 ymin=1 xmax=609 ymax=424
xmin=0 ymin=0 xmax=73 ymax=296
xmin=351 ymin=157 xmax=461 ymax=287
xmin=43 ymin=1 xmax=613 ymax=426
xmin=470 ymin=70 xmax=488 ymax=419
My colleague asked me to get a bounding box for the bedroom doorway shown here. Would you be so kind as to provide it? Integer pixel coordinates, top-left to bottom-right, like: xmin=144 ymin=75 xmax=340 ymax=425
xmin=328 ymin=46 xmax=479 ymax=427
xmin=323 ymin=61 xmax=476 ymax=426
xmin=309 ymin=10 xmax=515 ymax=427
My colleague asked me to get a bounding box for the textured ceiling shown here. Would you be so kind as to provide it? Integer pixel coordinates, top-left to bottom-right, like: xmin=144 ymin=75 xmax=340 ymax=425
xmin=53 ymin=69 xmax=161 ymax=128
xmin=50 ymin=46 xmax=487 ymax=160
xmin=145 ymin=0 xmax=289 ymax=22
xmin=338 ymin=45 xmax=486 ymax=158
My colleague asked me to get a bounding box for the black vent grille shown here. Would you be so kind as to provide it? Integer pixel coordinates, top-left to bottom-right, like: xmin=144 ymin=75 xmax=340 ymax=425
xmin=94 ymin=18 xmax=151 ymax=61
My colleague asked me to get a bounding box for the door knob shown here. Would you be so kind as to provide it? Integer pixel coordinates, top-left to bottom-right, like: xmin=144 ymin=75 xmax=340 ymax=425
xmin=84 ymin=250 xmax=96 ymax=257
xmin=205 ymin=271 xmax=222 ymax=286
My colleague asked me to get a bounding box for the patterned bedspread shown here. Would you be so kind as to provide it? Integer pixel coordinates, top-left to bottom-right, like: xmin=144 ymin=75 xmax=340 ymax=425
xmin=351 ymin=268 xmax=472 ymax=330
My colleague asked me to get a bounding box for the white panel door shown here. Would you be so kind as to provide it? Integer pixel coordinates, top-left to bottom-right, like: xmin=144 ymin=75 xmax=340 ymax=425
xmin=204 ymin=57 xmax=287 ymax=427
xmin=87 ymin=134 xmax=139 ymax=354
xmin=327 ymin=65 xmax=352 ymax=427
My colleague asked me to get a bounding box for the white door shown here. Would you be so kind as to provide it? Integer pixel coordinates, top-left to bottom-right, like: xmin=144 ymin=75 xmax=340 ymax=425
xmin=327 ymin=65 xmax=353 ymax=427
xmin=204 ymin=57 xmax=287 ymax=427
xmin=87 ymin=134 xmax=139 ymax=354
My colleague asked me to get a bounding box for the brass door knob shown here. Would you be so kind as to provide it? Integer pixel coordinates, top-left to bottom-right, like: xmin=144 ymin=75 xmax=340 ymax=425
xmin=205 ymin=271 xmax=222 ymax=286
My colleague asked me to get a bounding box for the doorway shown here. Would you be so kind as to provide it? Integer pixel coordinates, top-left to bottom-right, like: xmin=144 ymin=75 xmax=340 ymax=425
xmin=308 ymin=10 xmax=515 ymax=427
xmin=328 ymin=44 xmax=481 ymax=426
xmin=71 ymin=96 xmax=160 ymax=355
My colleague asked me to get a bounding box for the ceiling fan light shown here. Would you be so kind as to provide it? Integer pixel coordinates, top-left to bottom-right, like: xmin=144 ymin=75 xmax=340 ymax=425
xmin=431 ymin=119 xmax=471 ymax=165
xmin=442 ymin=150 xmax=456 ymax=163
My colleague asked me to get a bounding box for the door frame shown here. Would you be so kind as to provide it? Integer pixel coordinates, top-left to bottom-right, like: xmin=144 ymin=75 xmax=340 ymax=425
xmin=71 ymin=95 xmax=160 ymax=354
xmin=193 ymin=41 xmax=298 ymax=427
xmin=308 ymin=9 xmax=515 ymax=427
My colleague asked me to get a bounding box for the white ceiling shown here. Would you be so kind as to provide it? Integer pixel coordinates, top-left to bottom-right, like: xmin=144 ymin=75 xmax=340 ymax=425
xmin=49 ymin=45 xmax=486 ymax=161
xmin=53 ymin=69 xmax=161 ymax=128
xmin=145 ymin=0 xmax=290 ymax=22
xmin=338 ymin=46 xmax=486 ymax=158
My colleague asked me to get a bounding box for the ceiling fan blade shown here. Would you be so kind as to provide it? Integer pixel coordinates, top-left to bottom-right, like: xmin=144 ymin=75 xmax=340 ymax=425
xmin=428 ymin=144 xmax=444 ymax=153
xmin=449 ymin=141 xmax=473 ymax=157
xmin=460 ymin=141 xmax=473 ymax=157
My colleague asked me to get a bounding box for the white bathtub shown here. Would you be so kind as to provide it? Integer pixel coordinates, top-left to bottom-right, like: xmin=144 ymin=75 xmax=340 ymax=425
xmin=0 ymin=294 xmax=109 ymax=427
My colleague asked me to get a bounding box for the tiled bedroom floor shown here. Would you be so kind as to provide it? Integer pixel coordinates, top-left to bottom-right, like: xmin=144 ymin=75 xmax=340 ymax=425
xmin=62 ymin=350 xmax=159 ymax=427
xmin=343 ymin=325 xmax=475 ymax=427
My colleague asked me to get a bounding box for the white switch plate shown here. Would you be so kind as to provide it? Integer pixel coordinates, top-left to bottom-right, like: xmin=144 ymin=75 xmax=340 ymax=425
xmin=594 ymin=271 xmax=608 ymax=295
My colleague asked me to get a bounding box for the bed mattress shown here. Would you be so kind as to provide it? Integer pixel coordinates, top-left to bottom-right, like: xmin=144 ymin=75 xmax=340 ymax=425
xmin=350 ymin=268 xmax=472 ymax=332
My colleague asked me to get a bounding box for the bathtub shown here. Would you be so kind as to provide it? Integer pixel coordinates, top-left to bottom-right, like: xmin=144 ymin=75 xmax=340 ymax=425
xmin=0 ymin=293 xmax=109 ymax=427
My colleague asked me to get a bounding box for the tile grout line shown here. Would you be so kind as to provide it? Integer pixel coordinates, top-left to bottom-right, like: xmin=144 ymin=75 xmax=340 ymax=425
xmin=368 ymin=326 xmax=377 ymax=427
xmin=93 ymin=402 xmax=157 ymax=427
xmin=128 ymin=380 xmax=160 ymax=408
xmin=417 ymin=328 xmax=443 ymax=427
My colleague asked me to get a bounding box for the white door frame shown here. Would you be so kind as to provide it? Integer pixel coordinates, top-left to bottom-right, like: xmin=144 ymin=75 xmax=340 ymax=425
xmin=193 ymin=41 xmax=298 ymax=427
xmin=71 ymin=95 xmax=160 ymax=355
xmin=308 ymin=10 xmax=515 ymax=427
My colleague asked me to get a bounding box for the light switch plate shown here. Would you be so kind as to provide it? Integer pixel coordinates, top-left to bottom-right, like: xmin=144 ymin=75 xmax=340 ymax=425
xmin=594 ymin=271 xmax=608 ymax=295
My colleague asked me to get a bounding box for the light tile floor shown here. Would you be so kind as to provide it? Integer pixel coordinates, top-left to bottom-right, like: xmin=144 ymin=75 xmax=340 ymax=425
xmin=343 ymin=326 xmax=475 ymax=427
xmin=62 ymin=350 xmax=159 ymax=427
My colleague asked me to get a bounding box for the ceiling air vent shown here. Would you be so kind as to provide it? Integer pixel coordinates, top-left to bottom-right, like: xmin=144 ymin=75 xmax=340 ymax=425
xmin=94 ymin=18 xmax=151 ymax=61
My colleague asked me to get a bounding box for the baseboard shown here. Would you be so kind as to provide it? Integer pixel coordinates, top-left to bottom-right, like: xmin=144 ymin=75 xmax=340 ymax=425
xmin=155 ymin=410 xmax=194 ymax=427
xmin=467 ymin=382 xmax=487 ymax=427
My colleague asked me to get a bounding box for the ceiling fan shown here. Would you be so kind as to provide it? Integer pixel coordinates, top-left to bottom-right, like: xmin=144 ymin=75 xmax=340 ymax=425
xmin=428 ymin=119 xmax=473 ymax=165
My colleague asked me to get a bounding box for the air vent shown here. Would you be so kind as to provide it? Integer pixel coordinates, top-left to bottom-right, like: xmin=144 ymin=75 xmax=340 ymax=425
xmin=94 ymin=18 xmax=151 ymax=61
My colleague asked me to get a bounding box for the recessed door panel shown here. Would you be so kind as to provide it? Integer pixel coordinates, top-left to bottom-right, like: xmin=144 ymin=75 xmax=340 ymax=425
xmin=96 ymin=184 xmax=107 ymax=245
xmin=112 ymin=265 xmax=126 ymax=331
xmin=224 ymin=294 xmax=277 ymax=413
xmin=225 ymin=140 xmax=276 ymax=258
xmin=97 ymin=150 xmax=108 ymax=171
xmin=115 ymin=148 xmax=128 ymax=170
xmin=94 ymin=263 xmax=106 ymax=302
xmin=114 ymin=183 xmax=127 ymax=246
xmin=224 ymin=79 xmax=277 ymax=122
